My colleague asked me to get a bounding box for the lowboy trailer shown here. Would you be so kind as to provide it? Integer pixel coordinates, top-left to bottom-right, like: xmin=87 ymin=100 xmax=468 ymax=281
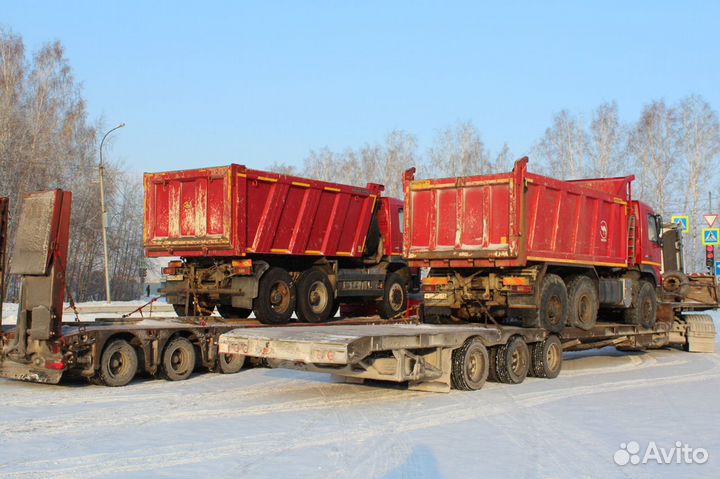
xmin=218 ymin=313 xmax=716 ymax=393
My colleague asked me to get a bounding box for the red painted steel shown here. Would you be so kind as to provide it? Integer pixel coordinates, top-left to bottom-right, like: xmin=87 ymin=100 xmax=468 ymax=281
xmin=404 ymin=158 xmax=637 ymax=269
xmin=144 ymin=165 xmax=383 ymax=258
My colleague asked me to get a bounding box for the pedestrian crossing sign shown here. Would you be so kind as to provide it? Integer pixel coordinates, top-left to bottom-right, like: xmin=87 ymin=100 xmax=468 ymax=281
xmin=702 ymin=228 xmax=720 ymax=246
xmin=671 ymin=216 xmax=689 ymax=233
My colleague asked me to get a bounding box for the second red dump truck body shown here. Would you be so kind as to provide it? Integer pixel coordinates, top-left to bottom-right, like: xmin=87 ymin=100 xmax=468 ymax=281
xmin=405 ymin=158 xmax=666 ymax=333
xmin=404 ymin=157 xmax=658 ymax=270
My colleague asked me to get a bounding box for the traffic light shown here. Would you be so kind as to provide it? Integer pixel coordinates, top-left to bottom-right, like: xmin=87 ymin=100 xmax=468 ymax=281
xmin=706 ymin=245 xmax=715 ymax=273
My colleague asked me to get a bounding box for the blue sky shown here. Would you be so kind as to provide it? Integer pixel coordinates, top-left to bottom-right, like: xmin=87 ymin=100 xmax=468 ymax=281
xmin=2 ymin=1 xmax=719 ymax=173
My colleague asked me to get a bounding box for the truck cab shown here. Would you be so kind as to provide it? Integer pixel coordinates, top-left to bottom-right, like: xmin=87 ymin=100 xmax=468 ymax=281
xmin=632 ymin=201 xmax=663 ymax=283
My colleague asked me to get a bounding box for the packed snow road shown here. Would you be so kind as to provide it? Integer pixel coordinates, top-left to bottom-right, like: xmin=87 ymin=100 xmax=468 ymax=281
xmin=1 ymin=328 xmax=719 ymax=479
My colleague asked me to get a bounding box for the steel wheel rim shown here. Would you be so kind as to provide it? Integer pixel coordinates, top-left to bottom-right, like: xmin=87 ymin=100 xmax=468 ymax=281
xmin=641 ymin=296 xmax=653 ymax=324
xmin=270 ymin=281 xmax=291 ymax=313
xmin=546 ymin=342 xmax=561 ymax=371
xmin=308 ymin=280 xmax=329 ymax=314
xmin=170 ymin=346 xmax=191 ymax=374
xmin=108 ymin=350 xmax=129 ymax=378
xmin=388 ymin=283 xmax=404 ymax=311
xmin=547 ymin=296 xmax=562 ymax=325
xmin=578 ymin=294 xmax=591 ymax=324
xmin=466 ymin=348 xmax=484 ymax=383
xmin=511 ymin=347 xmax=525 ymax=375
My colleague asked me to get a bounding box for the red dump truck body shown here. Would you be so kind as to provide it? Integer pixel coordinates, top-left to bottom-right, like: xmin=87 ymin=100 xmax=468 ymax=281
xmin=144 ymin=165 xmax=411 ymax=324
xmin=145 ymin=165 xmax=382 ymax=259
xmin=404 ymin=158 xmax=633 ymax=269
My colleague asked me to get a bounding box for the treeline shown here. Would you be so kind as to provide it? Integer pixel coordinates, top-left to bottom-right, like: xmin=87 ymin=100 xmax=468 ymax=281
xmin=0 ymin=31 xmax=145 ymax=301
xmin=272 ymin=99 xmax=720 ymax=273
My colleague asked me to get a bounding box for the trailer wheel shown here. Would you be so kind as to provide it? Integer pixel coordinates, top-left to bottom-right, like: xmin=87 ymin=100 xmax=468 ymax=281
xmin=530 ymin=335 xmax=563 ymax=379
xmin=218 ymin=353 xmax=245 ymax=374
xmin=523 ymin=274 xmax=568 ymax=333
xmin=379 ymin=272 xmax=407 ymax=319
xmin=253 ymin=267 xmax=296 ymax=324
xmin=296 ymin=268 xmax=335 ymax=323
xmin=566 ymin=275 xmax=598 ymax=330
xmin=217 ymin=305 xmax=252 ymax=319
xmin=160 ymin=337 xmax=196 ymax=381
xmin=624 ymin=280 xmax=657 ymax=329
xmin=451 ymin=338 xmax=489 ymax=391
xmin=494 ymin=336 xmax=530 ymax=384
xmin=98 ymin=339 xmax=138 ymax=387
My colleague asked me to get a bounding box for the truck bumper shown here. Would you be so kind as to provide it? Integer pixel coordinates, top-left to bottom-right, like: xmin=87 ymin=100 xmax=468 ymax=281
xmin=0 ymin=358 xmax=63 ymax=384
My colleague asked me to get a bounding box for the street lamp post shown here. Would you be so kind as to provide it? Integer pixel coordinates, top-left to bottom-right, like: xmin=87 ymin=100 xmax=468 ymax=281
xmin=99 ymin=123 xmax=125 ymax=303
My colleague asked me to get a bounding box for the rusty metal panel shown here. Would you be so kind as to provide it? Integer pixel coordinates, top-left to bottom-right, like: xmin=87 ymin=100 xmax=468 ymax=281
xmin=145 ymin=164 xmax=383 ymax=258
xmin=404 ymin=158 xmax=631 ymax=268
xmin=10 ymin=191 xmax=60 ymax=275
xmin=144 ymin=166 xmax=234 ymax=255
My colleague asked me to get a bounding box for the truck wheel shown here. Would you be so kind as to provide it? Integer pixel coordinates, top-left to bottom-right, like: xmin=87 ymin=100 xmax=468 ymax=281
xmin=98 ymin=339 xmax=138 ymax=387
xmin=451 ymin=337 xmax=489 ymax=391
xmin=217 ymin=305 xmax=252 ymax=319
xmin=218 ymin=353 xmax=245 ymax=374
xmin=173 ymin=296 xmax=214 ymax=317
xmin=530 ymin=335 xmax=563 ymax=379
xmin=173 ymin=303 xmax=195 ymax=317
xmin=296 ymin=268 xmax=335 ymax=323
xmin=494 ymin=336 xmax=530 ymax=384
xmin=624 ymin=280 xmax=657 ymax=329
xmin=160 ymin=337 xmax=196 ymax=381
xmin=523 ymin=274 xmax=568 ymax=333
xmin=379 ymin=272 xmax=407 ymax=319
xmin=566 ymin=275 xmax=598 ymax=330
xmin=253 ymin=267 xmax=296 ymax=324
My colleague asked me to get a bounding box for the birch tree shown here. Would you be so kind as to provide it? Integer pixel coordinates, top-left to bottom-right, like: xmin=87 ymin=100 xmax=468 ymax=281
xmin=428 ymin=121 xmax=490 ymax=177
xmin=627 ymin=100 xmax=678 ymax=217
xmin=534 ymin=110 xmax=587 ymax=179
xmin=588 ymin=101 xmax=628 ymax=177
xmin=676 ymin=95 xmax=720 ymax=271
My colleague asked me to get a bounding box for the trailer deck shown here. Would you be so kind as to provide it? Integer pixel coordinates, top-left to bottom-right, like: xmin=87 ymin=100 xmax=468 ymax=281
xmin=218 ymin=315 xmax=716 ymax=392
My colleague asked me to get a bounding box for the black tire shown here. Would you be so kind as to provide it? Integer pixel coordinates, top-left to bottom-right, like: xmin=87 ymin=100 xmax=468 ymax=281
xmin=494 ymin=336 xmax=530 ymax=384
xmin=530 ymin=335 xmax=563 ymax=379
xmin=173 ymin=303 xmax=194 ymax=317
xmin=253 ymin=267 xmax=296 ymax=324
xmin=624 ymin=280 xmax=657 ymax=329
xmin=522 ymin=274 xmax=568 ymax=333
xmin=98 ymin=339 xmax=138 ymax=387
xmin=218 ymin=352 xmax=245 ymax=374
xmin=295 ymin=268 xmax=335 ymax=323
xmin=451 ymin=337 xmax=489 ymax=391
xmin=566 ymin=275 xmax=598 ymax=331
xmin=487 ymin=346 xmax=499 ymax=382
xmin=173 ymin=296 xmax=214 ymax=317
xmin=217 ymin=304 xmax=252 ymax=319
xmin=160 ymin=337 xmax=196 ymax=381
xmin=379 ymin=272 xmax=407 ymax=319
xmin=328 ymin=300 xmax=340 ymax=320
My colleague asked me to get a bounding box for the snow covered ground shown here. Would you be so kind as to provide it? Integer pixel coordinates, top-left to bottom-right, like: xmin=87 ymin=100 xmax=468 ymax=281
xmin=1 ymin=308 xmax=719 ymax=478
